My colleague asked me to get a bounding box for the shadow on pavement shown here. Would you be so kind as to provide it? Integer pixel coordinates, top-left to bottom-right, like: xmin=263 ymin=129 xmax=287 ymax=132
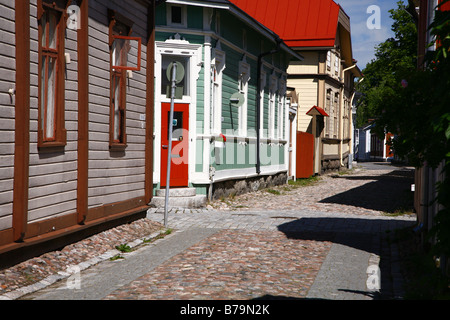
xmin=319 ymin=168 xmax=415 ymax=213
xmin=276 ymin=217 xmax=417 ymax=300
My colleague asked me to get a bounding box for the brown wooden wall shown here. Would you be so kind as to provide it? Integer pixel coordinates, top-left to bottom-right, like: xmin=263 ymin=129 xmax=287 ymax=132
xmin=0 ymin=0 xmax=155 ymax=257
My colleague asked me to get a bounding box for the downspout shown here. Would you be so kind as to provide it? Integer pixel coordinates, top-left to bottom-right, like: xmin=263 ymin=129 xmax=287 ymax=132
xmin=256 ymin=36 xmax=282 ymax=174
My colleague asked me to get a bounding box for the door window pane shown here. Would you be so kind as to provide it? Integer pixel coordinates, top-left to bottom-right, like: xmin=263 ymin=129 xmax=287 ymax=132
xmin=161 ymin=55 xmax=189 ymax=97
xmin=168 ymin=111 xmax=184 ymax=141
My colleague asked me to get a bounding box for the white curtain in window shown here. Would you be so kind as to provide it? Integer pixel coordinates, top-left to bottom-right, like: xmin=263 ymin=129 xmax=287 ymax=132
xmin=48 ymin=13 xmax=57 ymax=49
xmin=45 ymin=57 xmax=57 ymax=140
xmin=40 ymin=56 xmax=46 ymax=132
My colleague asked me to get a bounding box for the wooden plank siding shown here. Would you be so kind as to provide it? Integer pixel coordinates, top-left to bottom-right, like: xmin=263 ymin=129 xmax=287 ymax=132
xmin=0 ymin=0 xmax=155 ymax=257
xmin=0 ymin=0 xmax=16 ymax=231
xmin=27 ymin=0 xmax=79 ymax=224
xmin=87 ymin=0 xmax=148 ymax=209
xmin=153 ymin=3 xmax=294 ymax=188
xmin=289 ymin=78 xmax=318 ymax=132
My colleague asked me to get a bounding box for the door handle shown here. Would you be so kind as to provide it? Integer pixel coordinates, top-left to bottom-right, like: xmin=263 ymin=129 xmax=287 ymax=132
xmin=162 ymin=145 xmax=168 ymax=149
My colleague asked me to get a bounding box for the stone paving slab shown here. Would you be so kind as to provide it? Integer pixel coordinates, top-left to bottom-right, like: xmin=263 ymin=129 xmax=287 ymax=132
xmin=103 ymin=229 xmax=333 ymax=300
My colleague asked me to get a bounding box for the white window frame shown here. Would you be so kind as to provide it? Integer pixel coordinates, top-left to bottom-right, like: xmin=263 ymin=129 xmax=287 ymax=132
xmin=259 ymin=65 xmax=267 ymax=138
xmin=211 ymin=44 xmax=225 ymax=135
xmin=278 ymin=77 xmax=287 ymax=140
xmin=268 ymin=72 xmax=278 ymax=139
xmin=238 ymin=56 xmax=250 ymax=137
xmin=167 ymin=3 xmax=187 ymax=28
xmin=155 ymin=35 xmax=202 ymax=104
xmin=334 ymin=54 xmax=340 ymax=76
xmin=326 ymin=50 xmax=331 ymax=71
xmin=334 ymin=92 xmax=339 ymax=138
xmin=325 ymin=89 xmax=332 ymax=137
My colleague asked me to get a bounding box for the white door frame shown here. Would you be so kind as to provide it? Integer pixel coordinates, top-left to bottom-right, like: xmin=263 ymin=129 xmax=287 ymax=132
xmin=154 ymin=35 xmax=202 ymax=186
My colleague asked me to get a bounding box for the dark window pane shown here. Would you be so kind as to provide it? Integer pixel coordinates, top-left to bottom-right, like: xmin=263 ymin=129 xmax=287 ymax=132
xmin=168 ymin=111 xmax=183 ymax=141
xmin=171 ymin=6 xmax=182 ymax=24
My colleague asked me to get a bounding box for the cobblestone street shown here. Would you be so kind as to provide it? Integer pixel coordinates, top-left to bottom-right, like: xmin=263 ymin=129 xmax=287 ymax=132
xmin=1 ymin=162 xmax=417 ymax=302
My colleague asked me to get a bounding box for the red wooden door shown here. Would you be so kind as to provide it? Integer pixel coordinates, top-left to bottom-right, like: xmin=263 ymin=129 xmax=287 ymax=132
xmin=160 ymin=103 xmax=189 ymax=187
xmin=296 ymin=131 xmax=314 ymax=179
xmin=385 ymin=133 xmax=394 ymax=158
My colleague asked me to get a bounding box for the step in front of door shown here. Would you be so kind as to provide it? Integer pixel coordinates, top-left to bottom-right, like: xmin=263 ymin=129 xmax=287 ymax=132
xmin=150 ymin=188 xmax=207 ymax=208
xmin=155 ymin=187 xmax=196 ymax=198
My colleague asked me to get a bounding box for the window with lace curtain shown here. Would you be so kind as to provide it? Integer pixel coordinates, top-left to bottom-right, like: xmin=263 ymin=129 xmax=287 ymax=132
xmin=38 ymin=0 xmax=67 ymax=148
xmin=108 ymin=10 xmax=135 ymax=150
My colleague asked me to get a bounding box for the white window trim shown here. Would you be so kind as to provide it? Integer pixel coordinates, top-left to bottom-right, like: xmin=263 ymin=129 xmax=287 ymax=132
xmin=268 ymin=72 xmax=278 ymax=139
xmin=277 ymin=78 xmax=286 ymax=140
xmin=334 ymin=54 xmax=340 ymax=76
xmin=259 ymin=65 xmax=267 ymax=138
xmin=238 ymin=56 xmax=250 ymax=137
xmin=167 ymin=3 xmax=187 ymax=28
xmin=156 ymin=35 xmax=202 ymax=104
xmin=325 ymin=89 xmax=332 ymax=137
xmin=211 ymin=43 xmax=226 ymax=135
xmin=326 ymin=50 xmax=331 ymax=71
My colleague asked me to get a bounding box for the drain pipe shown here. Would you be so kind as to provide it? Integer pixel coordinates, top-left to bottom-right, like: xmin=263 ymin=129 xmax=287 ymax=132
xmin=256 ymin=36 xmax=282 ymax=174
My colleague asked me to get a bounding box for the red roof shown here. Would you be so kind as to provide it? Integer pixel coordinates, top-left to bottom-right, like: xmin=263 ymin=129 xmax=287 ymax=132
xmin=306 ymin=105 xmax=329 ymax=117
xmin=440 ymin=0 xmax=450 ymax=11
xmin=228 ymin=0 xmax=340 ymax=48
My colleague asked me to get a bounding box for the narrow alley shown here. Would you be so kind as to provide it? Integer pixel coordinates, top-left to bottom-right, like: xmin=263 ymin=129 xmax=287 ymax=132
xmin=0 ymin=162 xmax=417 ymax=302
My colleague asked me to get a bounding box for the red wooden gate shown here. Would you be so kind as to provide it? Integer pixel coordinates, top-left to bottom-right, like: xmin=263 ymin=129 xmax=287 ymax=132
xmin=296 ymin=131 xmax=314 ymax=179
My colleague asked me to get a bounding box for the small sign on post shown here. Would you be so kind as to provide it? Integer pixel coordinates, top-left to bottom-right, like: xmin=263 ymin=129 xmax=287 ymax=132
xmin=164 ymin=61 xmax=185 ymax=227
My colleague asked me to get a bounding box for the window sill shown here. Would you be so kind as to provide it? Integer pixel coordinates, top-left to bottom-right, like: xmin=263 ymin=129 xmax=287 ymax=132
xmin=109 ymin=143 xmax=127 ymax=152
xmin=38 ymin=141 xmax=66 ymax=154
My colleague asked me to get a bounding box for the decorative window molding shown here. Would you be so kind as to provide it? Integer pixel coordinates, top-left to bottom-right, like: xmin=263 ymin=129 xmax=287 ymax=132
xmin=238 ymin=55 xmax=250 ymax=136
xmin=259 ymin=65 xmax=267 ymax=138
xmin=37 ymin=0 xmax=68 ymax=149
xmin=156 ymin=35 xmax=202 ymax=103
xmin=268 ymin=71 xmax=278 ymax=139
xmin=277 ymin=77 xmax=287 ymax=140
xmin=211 ymin=41 xmax=226 ymax=134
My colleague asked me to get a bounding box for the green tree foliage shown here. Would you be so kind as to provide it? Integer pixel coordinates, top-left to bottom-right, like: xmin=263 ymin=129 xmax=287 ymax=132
xmin=355 ymin=1 xmax=417 ymax=128
xmin=358 ymin=0 xmax=450 ymax=258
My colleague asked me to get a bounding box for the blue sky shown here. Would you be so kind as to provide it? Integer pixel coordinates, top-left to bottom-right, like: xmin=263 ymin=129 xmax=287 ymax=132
xmin=336 ymin=0 xmax=402 ymax=70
